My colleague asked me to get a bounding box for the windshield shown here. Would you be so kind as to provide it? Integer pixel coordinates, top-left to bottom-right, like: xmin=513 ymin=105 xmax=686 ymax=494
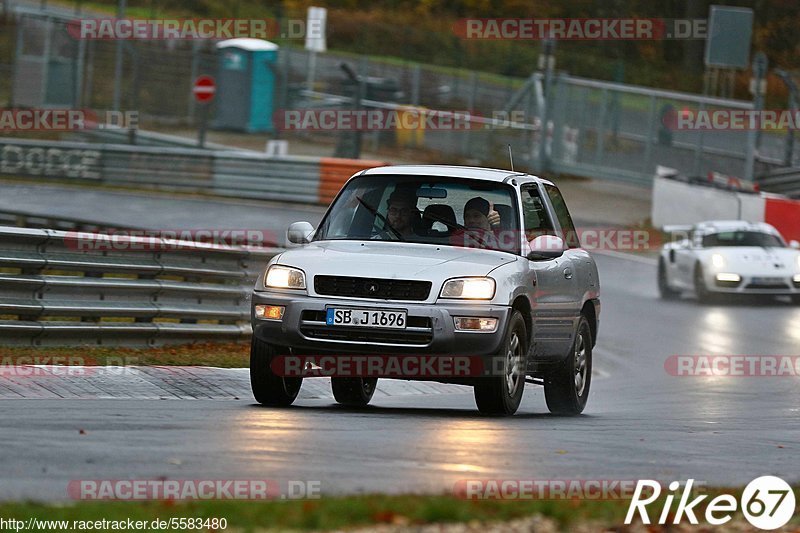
xmin=702 ymin=231 xmax=785 ymax=248
xmin=314 ymin=175 xmax=521 ymax=254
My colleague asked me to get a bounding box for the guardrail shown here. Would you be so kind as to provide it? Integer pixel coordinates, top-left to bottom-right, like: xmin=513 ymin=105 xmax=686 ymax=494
xmin=0 ymin=226 xmax=282 ymax=346
xmin=0 ymin=138 xmax=387 ymax=205
xmin=757 ymin=167 xmax=800 ymax=198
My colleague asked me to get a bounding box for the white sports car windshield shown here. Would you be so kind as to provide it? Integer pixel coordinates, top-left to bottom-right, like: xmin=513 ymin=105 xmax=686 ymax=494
xmin=314 ymin=175 xmax=521 ymax=253
xmin=702 ymin=231 xmax=784 ymax=248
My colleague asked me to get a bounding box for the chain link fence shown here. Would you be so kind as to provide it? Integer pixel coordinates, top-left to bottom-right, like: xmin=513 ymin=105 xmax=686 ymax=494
xmin=4 ymin=7 xmax=794 ymax=188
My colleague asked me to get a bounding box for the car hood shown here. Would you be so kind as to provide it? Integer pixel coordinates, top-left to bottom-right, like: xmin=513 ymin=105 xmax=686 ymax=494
xmin=702 ymin=247 xmax=800 ymax=275
xmin=278 ymin=241 xmax=517 ymax=292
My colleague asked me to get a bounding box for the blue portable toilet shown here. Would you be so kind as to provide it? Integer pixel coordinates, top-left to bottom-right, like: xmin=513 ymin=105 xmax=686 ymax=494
xmin=214 ymin=38 xmax=278 ymax=133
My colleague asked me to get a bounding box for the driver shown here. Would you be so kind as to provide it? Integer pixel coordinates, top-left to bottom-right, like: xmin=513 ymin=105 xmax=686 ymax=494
xmin=383 ymin=188 xmax=420 ymax=239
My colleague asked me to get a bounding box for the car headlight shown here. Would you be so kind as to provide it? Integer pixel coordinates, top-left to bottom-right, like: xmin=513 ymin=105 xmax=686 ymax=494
xmin=265 ymin=265 xmax=306 ymax=290
xmin=711 ymin=254 xmax=726 ymax=269
xmin=440 ymin=277 xmax=496 ymax=300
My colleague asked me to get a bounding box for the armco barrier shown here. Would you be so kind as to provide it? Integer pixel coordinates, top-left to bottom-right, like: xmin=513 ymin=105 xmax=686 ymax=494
xmin=652 ymin=175 xmax=800 ymax=243
xmin=319 ymin=158 xmax=387 ymax=204
xmin=0 ymin=226 xmax=282 ymax=346
xmin=0 ymin=138 xmax=386 ymax=205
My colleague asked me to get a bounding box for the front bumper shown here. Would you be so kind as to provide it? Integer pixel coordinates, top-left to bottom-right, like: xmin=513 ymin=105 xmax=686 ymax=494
xmin=708 ymin=273 xmax=800 ymax=295
xmin=251 ymin=291 xmax=512 ymax=356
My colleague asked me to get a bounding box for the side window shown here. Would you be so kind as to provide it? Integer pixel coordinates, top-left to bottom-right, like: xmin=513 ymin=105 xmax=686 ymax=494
xmin=521 ymin=186 xmax=556 ymax=242
xmin=544 ymin=185 xmax=580 ymax=249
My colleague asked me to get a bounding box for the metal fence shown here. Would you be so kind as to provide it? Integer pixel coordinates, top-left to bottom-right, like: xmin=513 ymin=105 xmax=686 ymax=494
xmin=0 ymin=225 xmax=281 ymax=346
xmin=4 ymin=5 xmax=798 ymax=190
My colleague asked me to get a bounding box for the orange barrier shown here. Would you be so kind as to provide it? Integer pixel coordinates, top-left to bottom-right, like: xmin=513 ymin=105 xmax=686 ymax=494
xmin=318 ymin=158 xmax=388 ymax=205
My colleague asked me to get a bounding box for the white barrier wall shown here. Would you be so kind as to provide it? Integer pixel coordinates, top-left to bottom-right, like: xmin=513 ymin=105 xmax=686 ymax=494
xmin=652 ymin=176 xmax=765 ymax=228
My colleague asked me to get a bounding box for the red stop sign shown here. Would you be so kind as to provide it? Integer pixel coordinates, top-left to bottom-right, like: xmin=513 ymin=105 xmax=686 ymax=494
xmin=192 ymin=75 xmax=216 ymax=103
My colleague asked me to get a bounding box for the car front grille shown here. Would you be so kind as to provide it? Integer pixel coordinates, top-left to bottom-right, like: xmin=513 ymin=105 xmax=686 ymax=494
xmin=299 ymin=310 xmax=433 ymax=346
xmin=314 ymin=275 xmax=432 ymax=301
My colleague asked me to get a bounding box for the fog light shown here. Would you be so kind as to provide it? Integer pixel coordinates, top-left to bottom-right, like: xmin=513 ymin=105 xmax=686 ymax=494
xmin=454 ymin=317 xmax=498 ymax=332
xmin=255 ymin=305 xmax=285 ymax=320
xmin=716 ymin=273 xmax=741 ymax=283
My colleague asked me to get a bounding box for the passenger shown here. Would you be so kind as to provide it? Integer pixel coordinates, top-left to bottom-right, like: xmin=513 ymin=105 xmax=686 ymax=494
xmin=452 ymin=197 xmax=504 ymax=250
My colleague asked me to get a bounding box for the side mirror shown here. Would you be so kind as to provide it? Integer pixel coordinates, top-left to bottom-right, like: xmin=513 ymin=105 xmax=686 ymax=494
xmin=790 ymin=240 xmax=800 ymax=250
xmin=287 ymin=221 xmax=315 ymax=245
xmin=527 ymin=235 xmax=565 ymax=261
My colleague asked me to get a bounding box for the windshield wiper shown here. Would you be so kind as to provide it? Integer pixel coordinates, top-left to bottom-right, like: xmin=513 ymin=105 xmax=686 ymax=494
xmin=356 ymin=196 xmax=405 ymax=241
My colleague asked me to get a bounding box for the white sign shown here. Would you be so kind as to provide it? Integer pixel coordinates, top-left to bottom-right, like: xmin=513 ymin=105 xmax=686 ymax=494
xmin=305 ymin=6 xmax=327 ymax=53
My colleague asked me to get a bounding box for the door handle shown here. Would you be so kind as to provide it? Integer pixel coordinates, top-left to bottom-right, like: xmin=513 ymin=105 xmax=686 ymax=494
xmin=563 ymin=267 xmax=573 ymax=280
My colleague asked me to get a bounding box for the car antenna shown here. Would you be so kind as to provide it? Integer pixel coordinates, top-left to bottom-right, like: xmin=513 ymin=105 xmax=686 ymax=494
xmin=508 ymin=144 xmax=514 ymax=172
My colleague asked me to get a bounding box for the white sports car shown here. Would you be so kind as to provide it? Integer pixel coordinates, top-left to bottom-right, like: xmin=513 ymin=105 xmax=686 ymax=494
xmin=658 ymin=220 xmax=800 ymax=303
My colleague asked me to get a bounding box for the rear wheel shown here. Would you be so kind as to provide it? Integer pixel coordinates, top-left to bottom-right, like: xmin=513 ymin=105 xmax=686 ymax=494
xmin=250 ymin=337 xmax=303 ymax=406
xmin=544 ymin=315 xmax=592 ymax=416
xmin=331 ymin=377 xmax=378 ymax=407
xmin=658 ymin=259 xmax=680 ymax=300
xmin=473 ymin=311 xmax=527 ymax=416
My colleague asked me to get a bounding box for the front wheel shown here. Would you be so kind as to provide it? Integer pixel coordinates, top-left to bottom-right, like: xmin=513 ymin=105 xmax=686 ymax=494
xmin=694 ymin=263 xmax=715 ymax=304
xmin=250 ymin=338 xmax=303 ymax=406
xmin=331 ymin=377 xmax=378 ymax=407
xmin=544 ymin=315 xmax=592 ymax=416
xmin=658 ymin=259 xmax=680 ymax=300
xmin=473 ymin=311 xmax=527 ymax=416
xmin=792 ymin=295 xmax=800 ymax=305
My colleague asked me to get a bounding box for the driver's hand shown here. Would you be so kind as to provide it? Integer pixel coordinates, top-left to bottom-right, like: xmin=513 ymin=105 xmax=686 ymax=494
xmin=488 ymin=203 xmax=501 ymax=228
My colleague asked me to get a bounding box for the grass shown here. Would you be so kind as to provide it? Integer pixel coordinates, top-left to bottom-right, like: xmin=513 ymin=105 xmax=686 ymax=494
xmin=0 ymin=342 xmax=249 ymax=367
xmin=1 ymin=488 xmax=798 ymax=532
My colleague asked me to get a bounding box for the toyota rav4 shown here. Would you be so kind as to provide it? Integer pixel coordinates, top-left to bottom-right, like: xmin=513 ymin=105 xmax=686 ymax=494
xmin=250 ymin=165 xmax=600 ymax=415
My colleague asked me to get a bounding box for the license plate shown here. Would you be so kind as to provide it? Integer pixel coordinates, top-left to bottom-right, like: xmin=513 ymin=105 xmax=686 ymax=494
xmin=326 ymin=308 xmax=407 ymax=329
xmin=752 ymin=277 xmax=785 ymax=286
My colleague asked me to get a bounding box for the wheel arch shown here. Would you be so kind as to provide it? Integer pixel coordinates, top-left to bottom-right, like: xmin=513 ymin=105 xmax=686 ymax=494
xmin=581 ymin=300 xmax=598 ymax=347
xmin=511 ymin=295 xmax=533 ymax=349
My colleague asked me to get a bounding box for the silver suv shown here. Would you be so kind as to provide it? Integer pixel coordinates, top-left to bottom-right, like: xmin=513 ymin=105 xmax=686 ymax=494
xmin=250 ymin=165 xmax=600 ymax=415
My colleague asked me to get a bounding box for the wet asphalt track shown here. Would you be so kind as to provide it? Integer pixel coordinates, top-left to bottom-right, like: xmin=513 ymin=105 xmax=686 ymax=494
xmin=1 ymin=252 xmax=798 ymax=501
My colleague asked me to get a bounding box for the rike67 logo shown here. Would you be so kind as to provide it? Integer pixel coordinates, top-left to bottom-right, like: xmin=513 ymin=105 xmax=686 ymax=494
xmin=626 ymin=477 xmax=796 ymax=530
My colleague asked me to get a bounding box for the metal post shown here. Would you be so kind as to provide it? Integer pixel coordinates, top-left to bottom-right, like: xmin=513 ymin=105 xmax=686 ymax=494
xmin=745 ymin=52 xmax=768 ymax=182
xmin=410 ymin=64 xmax=420 ymax=106
xmin=188 ymin=41 xmax=200 ymax=122
xmin=112 ymin=0 xmax=126 ymax=112
xmin=643 ymin=95 xmax=657 ymax=173
xmin=537 ymin=38 xmax=555 ymax=171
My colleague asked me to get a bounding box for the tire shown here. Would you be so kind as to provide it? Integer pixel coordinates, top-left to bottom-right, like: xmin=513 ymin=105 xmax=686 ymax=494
xmin=694 ymin=263 xmax=715 ymax=304
xmin=473 ymin=311 xmax=527 ymax=416
xmin=792 ymin=295 xmax=800 ymax=305
xmin=250 ymin=337 xmax=303 ymax=406
xmin=544 ymin=315 xmax=592 ymax=416
xmin=331 ymin=377 xmax=378 ymax=407
xmin=658 ymin=259 xmax=680 ymax=300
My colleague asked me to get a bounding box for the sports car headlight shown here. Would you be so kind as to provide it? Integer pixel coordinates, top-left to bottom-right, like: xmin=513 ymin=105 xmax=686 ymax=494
xmin=440 ymin=277 xmax=496 ymax=300
xmin=711 ymin=254 xmax=726 ymax=269
xmin=265 ymin=265 xmax=306 ymax=290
